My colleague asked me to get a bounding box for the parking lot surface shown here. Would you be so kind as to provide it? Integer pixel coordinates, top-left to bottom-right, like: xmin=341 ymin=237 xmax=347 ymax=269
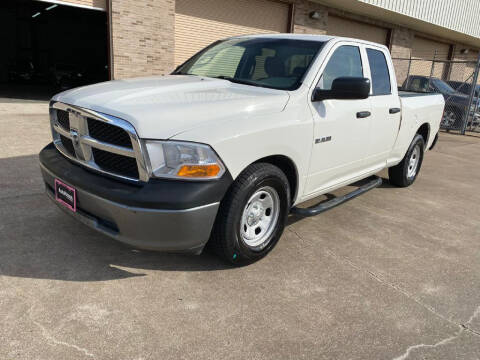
xmin=1 ymin=101 xmax=480 ymax=360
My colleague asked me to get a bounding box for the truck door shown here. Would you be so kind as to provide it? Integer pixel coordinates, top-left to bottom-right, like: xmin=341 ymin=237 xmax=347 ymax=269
xmin=364 ymin=46 xmax=401 ymax=168
xmin=305 ymin=43 xmax=372 ymax=196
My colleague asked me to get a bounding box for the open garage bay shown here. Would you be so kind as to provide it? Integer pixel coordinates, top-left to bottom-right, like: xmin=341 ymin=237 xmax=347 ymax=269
xmin=0 ymin=0 xmax=108 ymax=100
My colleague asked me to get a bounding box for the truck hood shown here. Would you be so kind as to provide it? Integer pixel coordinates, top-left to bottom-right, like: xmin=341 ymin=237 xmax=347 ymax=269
xmin=53 ymin=75 xmax=290 ymax=139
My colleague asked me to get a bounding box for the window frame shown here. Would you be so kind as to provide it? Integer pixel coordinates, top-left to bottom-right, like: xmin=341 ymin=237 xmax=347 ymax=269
xmin=363 ymin=45 xmax=396 ymax=97
xmin=173 ymin=37 xmax=326 ymax=91
xmin=308 ymin=39 xmax=398 ymax=102
xmin=316 ymin=44 xmax=365 ymax=91
xmin=365 ymin=47 xmax=392 ymax=96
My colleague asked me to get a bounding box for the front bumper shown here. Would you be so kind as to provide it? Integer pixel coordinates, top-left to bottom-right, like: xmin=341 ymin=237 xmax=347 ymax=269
xmin=39 ymin=143 xmax=232 ymax=253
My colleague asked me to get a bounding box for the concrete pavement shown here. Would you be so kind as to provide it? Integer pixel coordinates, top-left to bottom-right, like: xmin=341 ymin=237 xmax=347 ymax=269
xmin=1 ymin=101 xmax=480 ymax=359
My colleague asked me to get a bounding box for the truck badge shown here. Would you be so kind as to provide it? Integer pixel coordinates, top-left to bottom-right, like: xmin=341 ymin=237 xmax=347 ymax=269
xmin=315 ymin=136 xmax=332 ymax=144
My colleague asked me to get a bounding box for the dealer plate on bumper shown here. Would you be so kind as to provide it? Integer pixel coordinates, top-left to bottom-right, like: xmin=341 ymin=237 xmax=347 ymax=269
xmin=55 ymin=179 xmax=76 ymax=212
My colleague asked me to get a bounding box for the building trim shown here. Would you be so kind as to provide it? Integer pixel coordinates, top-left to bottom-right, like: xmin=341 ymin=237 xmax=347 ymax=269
xmin=385 ymin=28 xmax=393 ymax=51
xmin=313 ymin=0 xmax=480 ymax=48
xmin=325 ymin=5 xmax=391 ymax=31
xmin=288 ymin=2 xmax=295 ymax=33
xmin=443 ymin=44 xmax=455 ymax=80
xmin=106 ymin=0 xmax=113 ymax=80
xmin=359 ymin=0 xmax=480 ymax=41
xmin=34 ymin=0 xmax=106 ymax=12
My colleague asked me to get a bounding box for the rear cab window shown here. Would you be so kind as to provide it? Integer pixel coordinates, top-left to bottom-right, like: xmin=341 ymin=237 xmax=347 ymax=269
xmin=366 ymin=48 xmax=391 ymax=95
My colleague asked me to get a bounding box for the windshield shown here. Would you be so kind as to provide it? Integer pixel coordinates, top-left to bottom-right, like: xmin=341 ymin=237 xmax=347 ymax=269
xmin=173 ymin=38 xmax=325 ymax=90
xmin=432 ymin=78 xmax=457 ymax=95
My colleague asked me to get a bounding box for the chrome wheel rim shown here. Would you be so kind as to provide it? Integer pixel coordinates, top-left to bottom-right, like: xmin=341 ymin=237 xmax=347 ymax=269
xmin=407 ymin=145 xmax=421 ymax=179
xmin=240 ymin=186 xmax=280 ymax=249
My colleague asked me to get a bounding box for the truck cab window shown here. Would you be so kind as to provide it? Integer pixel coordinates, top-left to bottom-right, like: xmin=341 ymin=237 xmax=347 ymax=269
xmin=188 ymin=44 xmax=246 ymax=78
xmin=174 ymin=38 xmax=325 ymax=91
xmin=318 ymin=45 xmax=363 ymax=90
xmin=366 ymin=49 xmax=391 ymax=95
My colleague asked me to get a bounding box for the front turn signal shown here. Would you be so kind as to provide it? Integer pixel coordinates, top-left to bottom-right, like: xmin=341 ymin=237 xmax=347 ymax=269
xmin=177 ymin=164 xmax=221 ymax=178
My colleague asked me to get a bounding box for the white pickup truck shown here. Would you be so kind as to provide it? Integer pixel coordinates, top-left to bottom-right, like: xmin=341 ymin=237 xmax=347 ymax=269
xmin=39 ymin=34 xmax=444 ymax=264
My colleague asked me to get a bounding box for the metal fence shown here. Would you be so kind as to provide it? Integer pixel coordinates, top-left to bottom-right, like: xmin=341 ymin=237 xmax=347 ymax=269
xmin=392 ymin=53 xmax=480 ymax=134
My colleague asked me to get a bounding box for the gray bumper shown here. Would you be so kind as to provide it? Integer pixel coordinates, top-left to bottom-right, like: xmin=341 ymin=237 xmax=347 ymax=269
xmin=42 ymin=164 xmax=220 ymax=253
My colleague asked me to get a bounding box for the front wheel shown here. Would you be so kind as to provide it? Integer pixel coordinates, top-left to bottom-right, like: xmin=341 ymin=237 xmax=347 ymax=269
xmin=388 ymin=134 xmax=425 ymax=187
xmin=209 ymin=163 xmax=290 ymax=265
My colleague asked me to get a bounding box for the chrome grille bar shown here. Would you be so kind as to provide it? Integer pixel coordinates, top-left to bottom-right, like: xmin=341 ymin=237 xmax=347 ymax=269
xmin=81 ymin=136 xmax=136 ymax=158
xmin=50 ymin=102 xmax=149 ymax=182
xmin=53 ymin=122 xmax=70 ymax=137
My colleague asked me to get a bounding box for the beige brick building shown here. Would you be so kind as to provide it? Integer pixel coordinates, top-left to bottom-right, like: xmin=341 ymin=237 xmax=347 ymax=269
xmin=7 ymin=0 xmax=480 ymax=82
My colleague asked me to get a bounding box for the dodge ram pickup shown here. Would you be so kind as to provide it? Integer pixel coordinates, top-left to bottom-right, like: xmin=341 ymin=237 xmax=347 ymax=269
xmin=39 ymin=34 xmax=445 ymax=264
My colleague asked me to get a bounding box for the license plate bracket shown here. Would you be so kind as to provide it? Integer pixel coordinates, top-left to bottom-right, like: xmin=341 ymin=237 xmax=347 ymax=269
xmin=54 ymin=179 xmax=77 ymax=212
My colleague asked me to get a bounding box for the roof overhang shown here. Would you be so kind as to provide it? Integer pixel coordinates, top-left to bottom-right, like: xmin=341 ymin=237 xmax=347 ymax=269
xmin=315 ymin=0 xmax=480 ymax=48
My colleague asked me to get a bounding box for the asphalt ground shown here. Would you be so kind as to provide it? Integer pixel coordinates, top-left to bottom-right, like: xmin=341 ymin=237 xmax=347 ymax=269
xmin=1 ymin=100 xmax=480 ymax=359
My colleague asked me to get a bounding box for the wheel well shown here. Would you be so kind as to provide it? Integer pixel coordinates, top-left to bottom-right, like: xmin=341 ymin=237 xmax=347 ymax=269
xmin=253 ymin=155 xmax=298 ymax=204
xmin=417 ymin=123 xmax=430 ymax=145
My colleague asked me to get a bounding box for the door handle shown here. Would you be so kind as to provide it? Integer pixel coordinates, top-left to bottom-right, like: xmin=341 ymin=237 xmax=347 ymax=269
xmin=389 ymin=107 xmax=401 ymax=114
xmin=356 ymin=111 xmax=371 ymax=118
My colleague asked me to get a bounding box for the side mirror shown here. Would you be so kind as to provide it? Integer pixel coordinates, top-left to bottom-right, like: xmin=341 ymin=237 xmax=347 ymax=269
xmin=312 ymin=77 xmax=371 ymax=102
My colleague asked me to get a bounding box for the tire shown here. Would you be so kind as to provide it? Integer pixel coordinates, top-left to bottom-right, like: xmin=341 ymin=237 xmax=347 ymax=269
xmin=209 ymin=163 xmax=290 ymax=265
xmin=388 ymin=134 xmax=425 ymax=187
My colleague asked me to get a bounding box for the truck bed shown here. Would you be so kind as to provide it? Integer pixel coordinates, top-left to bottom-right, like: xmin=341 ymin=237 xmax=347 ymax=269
xmin=386 ymin=91 xmax=444 ymax=165
xmin=398 ymin=90 xmax=439 ymax=98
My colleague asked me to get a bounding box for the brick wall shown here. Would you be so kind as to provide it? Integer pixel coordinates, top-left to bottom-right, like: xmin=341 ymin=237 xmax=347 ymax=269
xmin=111 ymin=0 xmax=175 ymax=79
xmin=450 ymin=45 xmax=479 ymax=82
xmin=390 ymin=27 xmax=414 ymax=58
xmin=107 ymin=0 xmax=476 ymax=83
xmin=293 ymin=0 xmax=328 ymax=35
xmin=389 ymin=27 xmax=414 ymax=84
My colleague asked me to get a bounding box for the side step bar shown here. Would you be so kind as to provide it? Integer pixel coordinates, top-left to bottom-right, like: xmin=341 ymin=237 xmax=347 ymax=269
xmin=290 ymin=176 xmax=382 ymax=217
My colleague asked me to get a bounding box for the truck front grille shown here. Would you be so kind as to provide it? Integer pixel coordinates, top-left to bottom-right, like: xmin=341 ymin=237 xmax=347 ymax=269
xmin=87 ymin=118 xmax=133 ymax=148
xmin=50 ymin=102 xmax=148 ymax=182
xmin=60 ymin=134 xmax=75 ymax=156
xmin=57 ymin=110 xmax=70 ymax=130
xmin=92 ymin=148 xmax=139 ymax=179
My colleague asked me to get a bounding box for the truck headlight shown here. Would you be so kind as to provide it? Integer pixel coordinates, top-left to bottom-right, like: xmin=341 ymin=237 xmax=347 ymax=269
xmin=144 ymin=140 xmax=226 ymax=180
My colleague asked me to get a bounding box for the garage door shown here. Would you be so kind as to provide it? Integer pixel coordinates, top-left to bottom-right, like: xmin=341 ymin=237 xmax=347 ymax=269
xmin=0 ymin=0 xmax=109 ymax=98
xmin=411 ymin=36 xmax=450 ymax=78
xmin=327 ymin=16 xmax=388 ymax=45
xmin=175 ymin=0 xmax=290 ymax=66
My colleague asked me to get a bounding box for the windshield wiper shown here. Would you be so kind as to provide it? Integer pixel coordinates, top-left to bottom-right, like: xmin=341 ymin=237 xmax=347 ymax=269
xmin=213 ymin=76 xmax=268 ymax=88
xmin=171 ymin=71 xmax=197 ymax=76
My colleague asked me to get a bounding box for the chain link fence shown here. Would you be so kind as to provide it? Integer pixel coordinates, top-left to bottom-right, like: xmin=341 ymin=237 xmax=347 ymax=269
xmin=392 ymin=53 xmax=480 ymax=134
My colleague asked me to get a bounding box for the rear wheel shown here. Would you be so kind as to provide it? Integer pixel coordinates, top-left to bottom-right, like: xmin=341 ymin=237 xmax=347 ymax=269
xmin=388 ymin=134 xmax=425 ymax=187
xmin=209 ymin=163 xmax=290 ymax=265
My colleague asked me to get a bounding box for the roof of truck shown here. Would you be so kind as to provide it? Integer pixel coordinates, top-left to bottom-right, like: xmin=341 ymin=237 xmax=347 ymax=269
xmin=234 ymin=33 xmax=334 ymax=41
xmin=230 ymin=33 xmax=387 ymax=49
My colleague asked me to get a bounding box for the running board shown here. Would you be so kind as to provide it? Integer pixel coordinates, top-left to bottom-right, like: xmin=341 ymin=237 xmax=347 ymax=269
xmin=290 ymin=176 xmax=382 ymax=217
